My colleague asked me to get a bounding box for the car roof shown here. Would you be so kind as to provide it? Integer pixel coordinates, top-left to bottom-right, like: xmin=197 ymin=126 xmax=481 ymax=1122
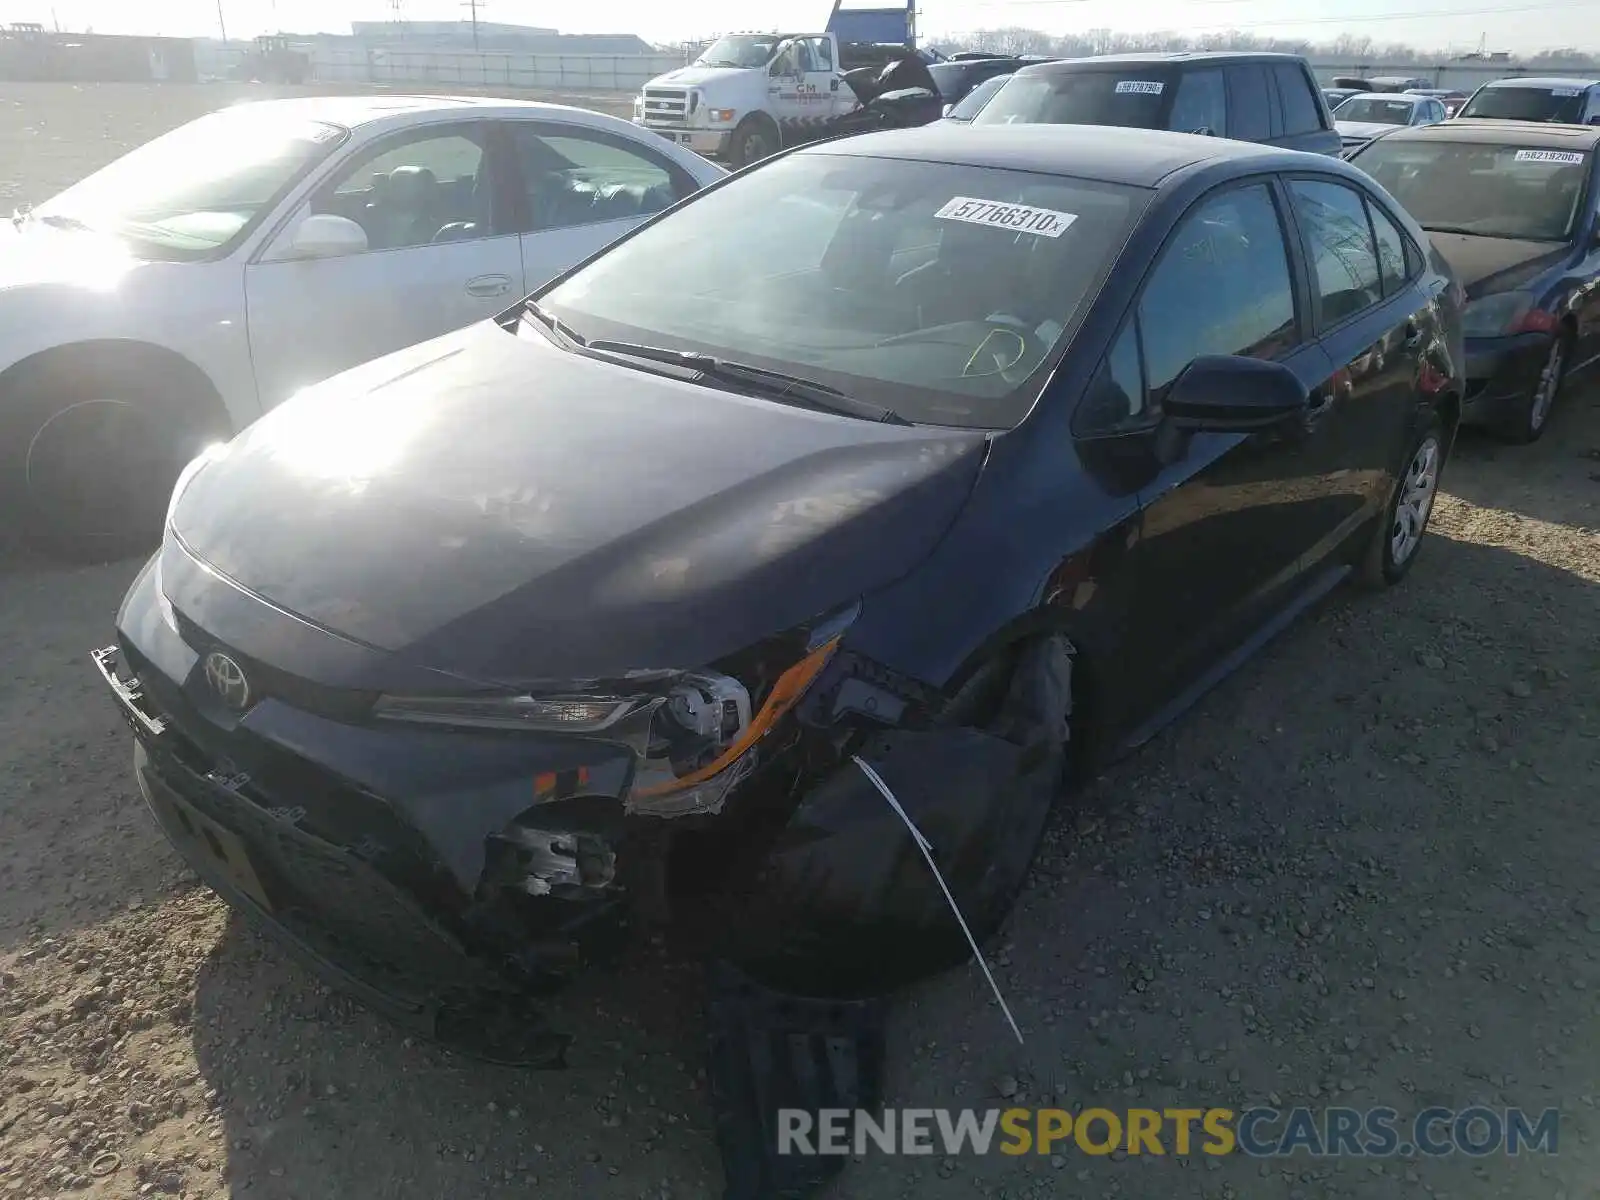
xmin=1480 ymin=76 xmax=1600 ymax=89
xmin=203 ymin=93 xmax=614 ymax=130
xmin=1373 ymin=118 xmax=1600 ymax=147
xmin=805 ymin=122 xmax=1338 ymax=188
xmin=1342 ymin=92 xmax=1420 ymax=101
xmin=1016 ymin=50 xmax=1306 ymax=71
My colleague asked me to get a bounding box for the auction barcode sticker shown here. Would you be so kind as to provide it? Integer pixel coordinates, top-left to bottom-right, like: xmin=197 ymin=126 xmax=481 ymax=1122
xmin=1514 ymin=149 xmax=1586 ymax=165
xmin=1551 ymin=87 xmax=1581 ymax=96
xmin=934 ymin=197 xmax=1079 ymax=237
xmin=1115 ymin=80 xmax=1165 ymax=95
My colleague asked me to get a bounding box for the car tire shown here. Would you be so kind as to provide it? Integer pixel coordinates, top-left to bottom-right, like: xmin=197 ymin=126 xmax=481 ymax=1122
xmin=1501 ymin=328 xmax=1570 ymax=445
xmin=1358 ymin=412 xmax=1448 ymax=589
xmin=728 ymin=119 xmax=778 ymax=169
xmin=0 ymin=361 xmax=226 ymax=561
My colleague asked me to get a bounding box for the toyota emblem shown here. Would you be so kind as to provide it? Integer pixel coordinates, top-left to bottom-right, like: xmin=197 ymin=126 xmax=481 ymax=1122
xmin=202 ymin=651 xmax=252 ymax=712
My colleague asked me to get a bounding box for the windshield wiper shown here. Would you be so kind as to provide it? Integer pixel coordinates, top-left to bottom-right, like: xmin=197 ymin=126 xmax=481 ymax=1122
xmin=521 ymin=299 xmax=587 ymax=348
xmin=586 ymin=339 xmax=912 ymax=425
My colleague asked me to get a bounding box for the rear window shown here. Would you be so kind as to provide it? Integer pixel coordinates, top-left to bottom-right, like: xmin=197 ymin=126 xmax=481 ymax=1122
xmin=1336 ymin=97 xmax=1419 ymax=125
xmin=946 ymin=73 xmax=1010 ymax=121
xmin=972 ymin=68 xmax=1171 ymax=129
xmin=1458 ymin=85 xmax=1590 ymax=122
xmin=1351 ymin=138 xmax=1589 ymax=241
xmin=928 ymin=62 xmax=979 ymax=100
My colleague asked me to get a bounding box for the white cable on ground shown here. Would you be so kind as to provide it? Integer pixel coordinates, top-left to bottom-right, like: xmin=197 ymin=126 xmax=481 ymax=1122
xmin=851 ymin=754 xmax=1024 ymax=1046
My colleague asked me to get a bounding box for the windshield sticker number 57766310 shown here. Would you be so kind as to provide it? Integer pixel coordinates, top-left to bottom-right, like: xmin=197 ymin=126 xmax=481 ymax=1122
xmin=935 ymin=196 xmax=1079 ymax=238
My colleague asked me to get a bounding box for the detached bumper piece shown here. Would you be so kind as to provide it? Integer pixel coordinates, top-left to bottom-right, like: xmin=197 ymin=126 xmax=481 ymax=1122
xmin=93 ymin=646 xmax=570 ymax=1068
xmin=706 ymin=959 xmax=888 ymax=1200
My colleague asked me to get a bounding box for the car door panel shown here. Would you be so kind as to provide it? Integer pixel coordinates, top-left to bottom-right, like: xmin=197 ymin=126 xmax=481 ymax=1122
xmin=1070 ymin=179 xmax=1329 ymax=715
xmin=1133 ymin=337 xmax=1337 ymax=700
xmin=1282 ymin=178 xmax=1425 ymax=568
xmin=244 ymin=120 xmax=522 ymax=410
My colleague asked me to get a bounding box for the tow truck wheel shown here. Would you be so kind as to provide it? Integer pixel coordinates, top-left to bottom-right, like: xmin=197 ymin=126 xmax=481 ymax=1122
xmin=728 ymin=118 xmax=779 ymax=169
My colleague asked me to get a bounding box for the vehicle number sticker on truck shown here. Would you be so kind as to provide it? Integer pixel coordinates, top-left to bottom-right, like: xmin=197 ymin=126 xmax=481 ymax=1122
xmin=935 ymin=197 xmax=1079 ymax=237
xmin=1551 ymin=87 xmax=1581 ymax=97
xmin=1514 ymin=149 xmax=1586 ymax=164
xmin=1114 ymin=80 xmax=1165 ymax=95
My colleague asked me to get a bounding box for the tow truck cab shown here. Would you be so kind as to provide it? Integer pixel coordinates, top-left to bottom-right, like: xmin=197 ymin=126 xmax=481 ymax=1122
xmin=634 ymin=31 xmax=861 ymax=166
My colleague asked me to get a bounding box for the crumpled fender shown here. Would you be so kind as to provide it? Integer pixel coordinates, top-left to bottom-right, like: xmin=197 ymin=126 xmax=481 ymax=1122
xmin=719 ymin=636 xmax=1073 ymax=998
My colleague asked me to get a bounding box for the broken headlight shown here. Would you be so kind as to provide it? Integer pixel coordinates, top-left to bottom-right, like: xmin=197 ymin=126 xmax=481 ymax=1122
xmin=372 ymin=601 xmax=859 ymax=817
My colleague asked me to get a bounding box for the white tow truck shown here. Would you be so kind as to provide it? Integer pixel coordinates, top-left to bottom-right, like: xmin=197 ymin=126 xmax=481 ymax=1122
xmin=633 ymin=31 xmax=939 ymax=168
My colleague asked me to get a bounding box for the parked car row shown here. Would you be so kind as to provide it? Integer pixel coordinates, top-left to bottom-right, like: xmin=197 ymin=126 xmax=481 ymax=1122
xmin=25 ymin=51 xmax=1589 ymax=1199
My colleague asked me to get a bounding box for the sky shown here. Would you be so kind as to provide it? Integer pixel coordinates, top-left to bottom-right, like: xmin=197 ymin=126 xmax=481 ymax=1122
xmin=9 ymin=0 xmax=1600 ymax=55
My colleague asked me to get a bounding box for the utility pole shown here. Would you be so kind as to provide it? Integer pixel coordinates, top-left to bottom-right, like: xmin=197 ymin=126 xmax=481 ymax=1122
xmin=461 ymin=0 xmax=484 ymax=50
xmin=215 ymin=0 xmax=228 ymax=42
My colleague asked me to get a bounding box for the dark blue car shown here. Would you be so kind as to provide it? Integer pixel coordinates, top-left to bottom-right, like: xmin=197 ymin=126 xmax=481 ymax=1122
xmin=1351 ymin=118 xmax=1600 ymax=440
xmin=96 ymin=123 xmax=1466 ymax=1193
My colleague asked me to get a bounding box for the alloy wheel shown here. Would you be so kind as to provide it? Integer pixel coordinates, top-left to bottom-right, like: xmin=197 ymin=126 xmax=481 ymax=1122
xmin=1390 ymin=434 xmax=1440 ymax=567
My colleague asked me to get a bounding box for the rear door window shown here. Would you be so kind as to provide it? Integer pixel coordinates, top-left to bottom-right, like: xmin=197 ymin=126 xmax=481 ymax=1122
xmin=1226 ymin=65 xmax=1273 ymax=141
xmin=1288 ymin=178 xmax=1383 ymax=326
xmin=1274 ymin=64 xmax=1324 ymax=134
xmin=1366 ymin=200 xmax=1411 ymax=297
xmin=1168 ymin=69 xmax=1228 ymax=136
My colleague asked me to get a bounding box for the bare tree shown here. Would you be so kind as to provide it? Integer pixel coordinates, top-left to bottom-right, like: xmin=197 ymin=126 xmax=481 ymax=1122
xmin=929 ymin=25 xmax=1595 ymax=67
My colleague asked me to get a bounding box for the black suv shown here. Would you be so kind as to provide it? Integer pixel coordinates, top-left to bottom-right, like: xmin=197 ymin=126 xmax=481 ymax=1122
xmin=971 ymin=51 xmax=1341 ymax=156
xmin=927 ymin=54 xmax=1050 ymax=110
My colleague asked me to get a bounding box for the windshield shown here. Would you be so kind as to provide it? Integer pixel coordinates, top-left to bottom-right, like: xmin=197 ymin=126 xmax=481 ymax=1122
xmin=972 ymin=69 xmax=1170 ymax=128
xmin=36 ymin=107 xmax=344 ymax=259
xmin=694 ymin=34 xmax=779 ymax=68
xmin=1458 ymin=85 xmax=1589 ymax=122
xmin=1353 ymin=138 xmax=1589 ymax=241
xmin=946 ymin=74 xmax=1010 ymax=121
xmin=537 ymin=152 xmax=1145 ymax=429
xmin=1335 ymin=96 xmax=1418 ymax=125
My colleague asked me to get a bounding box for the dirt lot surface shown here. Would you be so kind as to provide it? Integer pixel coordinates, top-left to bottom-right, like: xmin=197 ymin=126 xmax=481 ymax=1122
xmin=3 ymin=80 xmax=1600 ymax=1200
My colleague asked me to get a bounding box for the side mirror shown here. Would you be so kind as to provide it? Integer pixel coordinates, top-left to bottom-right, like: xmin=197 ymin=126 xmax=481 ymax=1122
xmin=287 ymin=213 xmax=368 ymax=260
xmin=1164 ymin=355 xmax=1309 ymax=432
xmin=942 ymin=101 xmax=954 ymax=117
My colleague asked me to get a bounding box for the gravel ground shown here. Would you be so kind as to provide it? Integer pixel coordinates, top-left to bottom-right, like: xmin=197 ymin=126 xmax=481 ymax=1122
xmin=3 ymin=81 xmax=1600 ymax=1200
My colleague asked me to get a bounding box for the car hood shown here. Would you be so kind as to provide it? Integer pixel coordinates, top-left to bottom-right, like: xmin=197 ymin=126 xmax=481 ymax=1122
xmin=649 ymin=65 xmax=754 ymax=88
xmin=1426 ymin=231 xmax=1570 ymax=298
xmin=170 ymin=321 xmax=989 ymax=684
xmin=1335 ymin=120 xmax=1404 ymax=140
xmin=0 ymin=220 xmax=148 ymax=291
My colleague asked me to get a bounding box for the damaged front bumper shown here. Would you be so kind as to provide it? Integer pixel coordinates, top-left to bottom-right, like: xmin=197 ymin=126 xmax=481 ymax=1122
xmin=96 ymin=550 xmax=1073 ymax=1076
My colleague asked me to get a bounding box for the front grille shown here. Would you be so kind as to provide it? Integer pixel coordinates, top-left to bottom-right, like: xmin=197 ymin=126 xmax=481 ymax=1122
xmin=642 ymin=87 xmax=693 ymax=124
xmin=171 ymin=607 xmax=378 ymax=723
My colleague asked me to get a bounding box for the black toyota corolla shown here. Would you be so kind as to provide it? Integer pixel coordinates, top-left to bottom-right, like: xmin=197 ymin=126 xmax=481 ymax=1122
xmin=96 ymin=124 xmax=1462 ymax=1108
xmin=1350 ymin=119 xmax=1600 ymax=442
